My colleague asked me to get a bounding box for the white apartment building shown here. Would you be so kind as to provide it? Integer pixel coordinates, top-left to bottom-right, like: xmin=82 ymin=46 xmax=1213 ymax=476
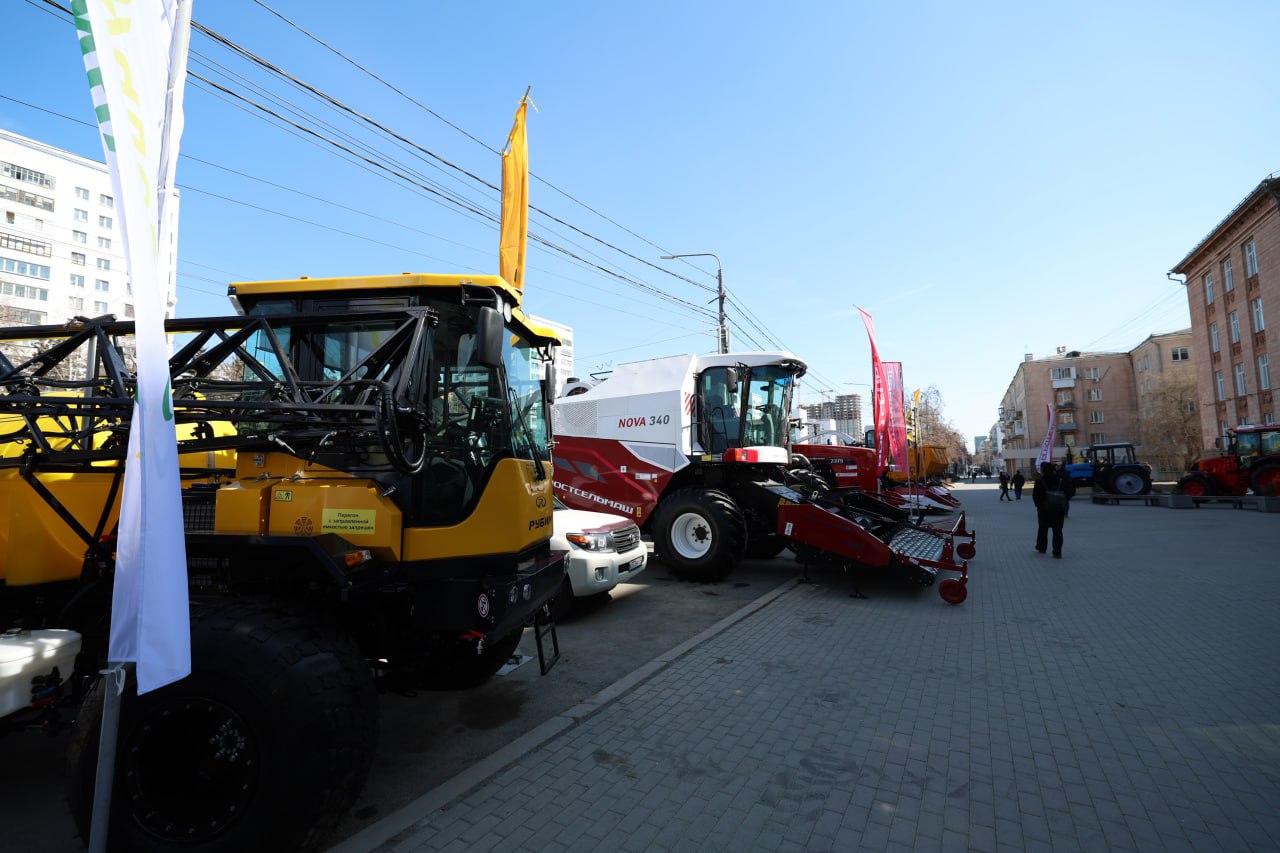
xmin=1 ymin=129 xmax=177 ymax=333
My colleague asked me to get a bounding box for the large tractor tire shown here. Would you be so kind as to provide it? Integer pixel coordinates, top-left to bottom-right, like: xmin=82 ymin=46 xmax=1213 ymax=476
xmin=1176 ymin=473 xmax=1214 ymax=496
xmin=1252 ymin=464 xmax=1280 ymax=496
xmin=68 ymin=598 xmax=378 ymax=853
xmin=654 ymin=488 xmax=747 ymax=581
xmin=1109 ymin=469 xmax=1151 ymax=495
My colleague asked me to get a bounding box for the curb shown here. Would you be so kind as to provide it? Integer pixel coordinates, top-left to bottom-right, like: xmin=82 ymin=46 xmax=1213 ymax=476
xmin=327 ymin=577 xmax=805 ymax=853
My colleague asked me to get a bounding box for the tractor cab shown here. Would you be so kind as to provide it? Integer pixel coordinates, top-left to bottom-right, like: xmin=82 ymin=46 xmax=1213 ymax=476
xmin=697 ymin=360 xmax=802 ymax=462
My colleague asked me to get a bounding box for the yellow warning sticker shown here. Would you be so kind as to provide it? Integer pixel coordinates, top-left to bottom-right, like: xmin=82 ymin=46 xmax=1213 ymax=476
xmin=321 ymin=508 xmax=376 ymax=535
xmin=274 ymin=490 xmax=293 ymax=502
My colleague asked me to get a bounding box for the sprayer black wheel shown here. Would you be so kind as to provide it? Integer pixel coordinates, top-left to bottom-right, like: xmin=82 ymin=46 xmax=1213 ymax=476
xmin=68 ymin=598 xmax=377 ymax=853
xmin=654 ymin=488 xmax=747 ymax=582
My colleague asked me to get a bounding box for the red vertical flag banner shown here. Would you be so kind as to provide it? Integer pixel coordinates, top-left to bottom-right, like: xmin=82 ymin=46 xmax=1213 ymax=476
xmin=857 ymin=308 xmax=890 ymax=473
xmin=883 ymin=362 xmax=909 ymax=475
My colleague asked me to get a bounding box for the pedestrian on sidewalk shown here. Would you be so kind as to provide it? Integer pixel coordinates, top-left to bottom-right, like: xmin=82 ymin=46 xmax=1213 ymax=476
xmin=1011 ymin=469 xmax=1026 ymax=500
xmin=1032 ymin=461 xmax=1071 ymax=557
xmin=998 ymin=470 xmax=1012 ymax=501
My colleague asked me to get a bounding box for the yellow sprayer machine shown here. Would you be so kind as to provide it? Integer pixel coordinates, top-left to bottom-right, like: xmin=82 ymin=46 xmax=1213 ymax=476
xmin=0 ymin=272 xmax=563 ymax=851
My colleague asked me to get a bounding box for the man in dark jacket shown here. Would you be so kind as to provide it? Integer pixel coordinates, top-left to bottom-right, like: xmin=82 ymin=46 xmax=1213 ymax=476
xmin=1011 ymin=469 xmax=1026 ymax=499
xmin=998 ymin=470 xmax=1012 ymax=501
xmin=1031 ymin=461 xmax=1074 ymax=557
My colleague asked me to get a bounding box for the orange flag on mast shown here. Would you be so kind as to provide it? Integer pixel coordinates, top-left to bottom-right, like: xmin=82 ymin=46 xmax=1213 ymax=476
xmin=499 ymin=96 xmax=529 ymax=291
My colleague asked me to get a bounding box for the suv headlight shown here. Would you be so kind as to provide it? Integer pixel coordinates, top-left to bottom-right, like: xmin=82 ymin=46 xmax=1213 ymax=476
xmin=566 ymin=531 xmax=614 ymax=552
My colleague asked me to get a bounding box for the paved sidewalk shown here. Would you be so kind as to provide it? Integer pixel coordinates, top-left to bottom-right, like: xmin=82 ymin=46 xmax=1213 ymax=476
xmin=335 ymin=484 xmax=1280 ymax=852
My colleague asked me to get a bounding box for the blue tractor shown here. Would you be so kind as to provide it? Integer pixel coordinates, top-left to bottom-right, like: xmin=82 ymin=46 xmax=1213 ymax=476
xmin=1065 ymin=442 xmax=1153 ymax=495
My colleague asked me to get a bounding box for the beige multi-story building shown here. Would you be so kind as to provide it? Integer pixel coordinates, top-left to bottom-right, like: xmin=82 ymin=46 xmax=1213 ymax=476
xmin=999 ymin=348 xmax=1140 ymax=476
xmin=1170 ymin=174 xmax=1276 ymax=443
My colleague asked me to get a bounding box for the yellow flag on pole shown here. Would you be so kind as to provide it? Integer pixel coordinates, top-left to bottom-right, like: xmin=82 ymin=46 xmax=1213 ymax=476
xmin=499 ymin=97 xmax=529 ymax=292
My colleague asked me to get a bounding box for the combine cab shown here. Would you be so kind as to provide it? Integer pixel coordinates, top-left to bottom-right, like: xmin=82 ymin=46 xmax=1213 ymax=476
xmin=552 ymin=353 xmax=974 ymax=601
xmin=1177 ymin=425 xmax=1280 ymax=496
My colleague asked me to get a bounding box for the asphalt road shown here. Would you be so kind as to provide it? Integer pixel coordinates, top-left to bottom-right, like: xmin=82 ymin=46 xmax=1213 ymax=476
xmin=0 ymin=547 xmax=815 ymax=852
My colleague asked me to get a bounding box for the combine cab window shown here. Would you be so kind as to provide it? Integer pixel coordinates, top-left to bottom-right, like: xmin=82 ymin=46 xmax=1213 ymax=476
xmin=699 ymin=367 xmax=742 ymax=452
xmin=698 ymin=364 xmax=797 ymax=452
xmin=742 ymin=367 xmax=793 ymax=447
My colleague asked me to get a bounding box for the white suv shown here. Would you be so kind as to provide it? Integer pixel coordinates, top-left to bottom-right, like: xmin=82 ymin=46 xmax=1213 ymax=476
xmin=550 ymin=497 xmax=647 ymax=617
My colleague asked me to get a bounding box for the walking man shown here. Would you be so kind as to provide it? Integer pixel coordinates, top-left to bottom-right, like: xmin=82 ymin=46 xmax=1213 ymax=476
xmin=1011 ymin=469 xmax=1026 ymax=500
xmin=1032 ymin=461 xmax=1073 ymax=557
xmin=998 ymin=470 xmax=1012 ymax=501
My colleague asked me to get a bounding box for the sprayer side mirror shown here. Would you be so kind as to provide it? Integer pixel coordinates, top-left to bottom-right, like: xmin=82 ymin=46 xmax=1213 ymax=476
xmin=476 ymin=306 xmax=503 ymax=368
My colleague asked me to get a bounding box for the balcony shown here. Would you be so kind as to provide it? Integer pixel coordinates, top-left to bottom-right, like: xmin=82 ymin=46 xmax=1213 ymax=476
xmin=1056 ymin=400 xmax=1076 ymax=410
xmin=1051 ymin=377 xmax=1076 ymax=389
xmin=1058 ymin=423 xmax=1078 ymax=432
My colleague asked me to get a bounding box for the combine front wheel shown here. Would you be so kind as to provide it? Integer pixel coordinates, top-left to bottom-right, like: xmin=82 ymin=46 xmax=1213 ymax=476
xmin=654 ymin=488 xmax=746 ymax=582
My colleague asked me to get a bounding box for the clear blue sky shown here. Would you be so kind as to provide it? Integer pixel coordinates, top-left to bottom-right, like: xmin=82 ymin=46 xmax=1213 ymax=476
xmin=4 ymin=0 xmax=1277 ymax=438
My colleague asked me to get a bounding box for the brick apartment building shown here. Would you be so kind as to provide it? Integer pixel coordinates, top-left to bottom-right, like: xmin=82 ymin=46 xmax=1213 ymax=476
xmin=996 ymin=330 xmax=1193 ymax=479
xmin=1170 ymin=174 xmax=1277 ymax=442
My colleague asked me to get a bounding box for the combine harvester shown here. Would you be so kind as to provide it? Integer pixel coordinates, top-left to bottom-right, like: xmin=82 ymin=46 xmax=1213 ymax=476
xmin=791 ymin=432 xmax=962 ymax=513
xmin=553 ymin=352 xmax=975 ymax=602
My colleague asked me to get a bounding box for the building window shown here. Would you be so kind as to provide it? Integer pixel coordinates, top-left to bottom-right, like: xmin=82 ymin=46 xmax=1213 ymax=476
xmin=124 ymin=304 xmax=134 ymax=318
xmin=99 ymin=193 xmax=113 ymax=208
xmin=1210 ymin=323 xmax=1220 ymax=353
xmin=1087 ymin=388 xmax=1102 ymax=401
xmin=75 ymin=186 xmax=90 ymax=201
xmin=1 ymin=160 xmax=55 ymax=189
xmin=1220 ymin=420 xmax=1230 ymax=441
xmin=98 ymin=215 xmax=112 ymax=229
xmin=1089 ymin=432 xmax=1106 ymax=445
xmin=1229 ymin=311 xmax=1240 ymax=344
xmin=1060 ymin=411 xmax=1075 ymax=425
xmin=0 ymin=231 xmax=52 ymax=256
xmin=1171 ymin=346 xmax=1189 ymax=361
xmin=1215 ymin=371 xmax=1225 ymax=401
xmin=1252 ymin=298 xmax=1265 ymax=333
xmin=0 ymin=256 xmax=51 ymax=280
xmin=95 ymin=279 xmax=109 ymax=292
xmin=1056 ymin=390 xmax=1073 ymax=405
xmin=70 ymin=273 xmax=84 ymax=287
xmin=96 ymin=257 xmax=110 ymax=270
xmin=1261 ymin=354 xmax=1272 ymax=391
xmin=1204 ymin=274 xmax=1214 ymax=304
xmin=1266 ymin=413 xmax=1275 ymax=426
xmin=0 ymin=281 xmax=49 ymax=300
xmin=93 ymin=300 xmax=109 ymax=314
xmin=1244 ymin=239 xmax=1258 ymax=276
xmin=74 ymin=208 xmax=88 ymax=222
xmin=1089 ymin=367 xmax=1100 ymax=381
xmin=1050 ymin=366 xmax=1074 ymax=381
xmin=0 ymin=184 xmax=55 ymax=212
xmin=1089 ymin=410 xmax=1105 ymax=424
xmin=1223 ymin=258 xmax=1234 ymax=292
xmin=73 ymin=230 xmax=87 ymax=244
xmin=12 ymin=308 xmax=46 ymax=325
xmin=1234 ymin=363 xmax=1247 ymax=396
xmin=96 ymin=236 xmax=110 ymax=250
xmin=71 ymin=252 xmax=85 ymax=266
xmin=69 ymin=296 xmax=84 ymax=312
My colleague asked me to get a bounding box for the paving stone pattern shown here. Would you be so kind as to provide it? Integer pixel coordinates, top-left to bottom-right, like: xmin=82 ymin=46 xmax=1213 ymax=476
xmin=368 ymin=484 xmax=1280 ymax=852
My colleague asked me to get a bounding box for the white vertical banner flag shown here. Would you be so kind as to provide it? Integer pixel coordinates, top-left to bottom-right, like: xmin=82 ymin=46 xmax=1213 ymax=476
xmin=75 ymin=0 xmax=193 ymax=694
xmin=1037 ymin=403 xmax=1056 ymax=466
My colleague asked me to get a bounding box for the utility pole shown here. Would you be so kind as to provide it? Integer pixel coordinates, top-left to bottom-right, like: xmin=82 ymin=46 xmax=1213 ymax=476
xmin=661 ymin=252 xmax=728 ymax=354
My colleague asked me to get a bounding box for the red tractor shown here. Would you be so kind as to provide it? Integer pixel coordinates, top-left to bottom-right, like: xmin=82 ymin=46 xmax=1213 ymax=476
xmin=1176 ymin=424 xmax=1280 ymax=496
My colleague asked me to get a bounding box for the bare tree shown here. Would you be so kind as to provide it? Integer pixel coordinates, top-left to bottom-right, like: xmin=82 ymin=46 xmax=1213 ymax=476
xmin=1139 ymin=372 xmax=1202 ymax=477
xmin=914 ymin=385 xmax=970 ymax=474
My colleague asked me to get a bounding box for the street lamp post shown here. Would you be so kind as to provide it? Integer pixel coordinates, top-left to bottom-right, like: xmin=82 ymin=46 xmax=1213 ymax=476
xmin=660 ymin=252 xmax=728 ymax=354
